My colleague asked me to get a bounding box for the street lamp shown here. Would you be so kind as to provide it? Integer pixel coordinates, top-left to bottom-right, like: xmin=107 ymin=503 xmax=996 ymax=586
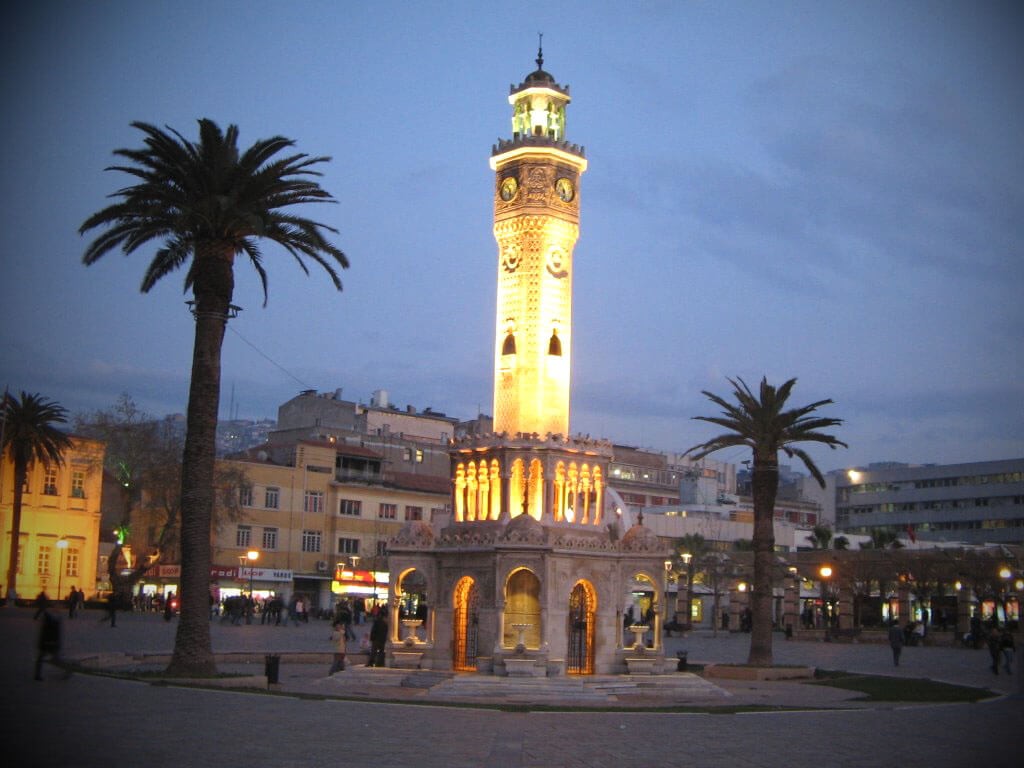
xmin=56 ymin=537 xmax=69 ymax=603
xmin=819 ymin=565 xmax=833 ymax=636
xmin=246 ymin=550 xmax=259 ymax=624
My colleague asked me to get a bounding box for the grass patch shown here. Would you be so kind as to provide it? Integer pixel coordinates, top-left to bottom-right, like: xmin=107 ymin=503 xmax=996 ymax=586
xmin=809 ymin=671 xmax=992 ymax=702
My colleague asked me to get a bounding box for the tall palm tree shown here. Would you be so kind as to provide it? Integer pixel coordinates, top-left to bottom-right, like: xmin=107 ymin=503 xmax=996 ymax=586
xmin=80 ymin=120 xmax=348 ymax=676
xmin=686 ymin=377 xmax=845 ymax=666
xmin=1 ymin=392 xmax=73 ymax=600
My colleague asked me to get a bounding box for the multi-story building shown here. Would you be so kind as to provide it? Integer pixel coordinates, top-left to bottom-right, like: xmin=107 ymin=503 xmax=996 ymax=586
xmin=0 ymin=436 xmax=105 ymax=601
xmin=836 ymin=459 xmax=1024 ymax=545
xmin=205 ymin=439 xmax=449 ymax=611
xmin=272 ymin=388 xmax=456 ymax=478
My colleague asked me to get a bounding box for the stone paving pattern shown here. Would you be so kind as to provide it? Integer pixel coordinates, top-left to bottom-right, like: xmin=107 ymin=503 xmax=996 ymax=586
xmin=1 ymin=606 xmax=1021 ymax=767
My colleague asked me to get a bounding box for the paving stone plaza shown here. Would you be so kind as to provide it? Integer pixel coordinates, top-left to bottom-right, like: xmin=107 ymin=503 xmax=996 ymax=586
xmin=1 ymin=606 xmax=1020 ymax=767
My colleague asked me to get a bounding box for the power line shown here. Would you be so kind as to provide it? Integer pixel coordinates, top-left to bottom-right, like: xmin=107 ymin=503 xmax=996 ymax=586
xmin=227 ymin=325 xmax=311 ymax=389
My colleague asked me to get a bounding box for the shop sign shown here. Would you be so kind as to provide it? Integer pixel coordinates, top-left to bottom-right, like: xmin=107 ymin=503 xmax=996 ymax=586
xmin=156 ymin=564 xmax=181 ymax=578
xmin=211 ymin=565 xmax=239 ymax=579
xmin=249 ymin=568 xmax=293 ymax=582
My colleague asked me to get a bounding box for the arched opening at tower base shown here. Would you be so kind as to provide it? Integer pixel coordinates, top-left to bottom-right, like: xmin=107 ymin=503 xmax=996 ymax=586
xmin=567 ymin=580 xmax=596 ymax=674
xmin=503 ymin=567 xmax=542 ymax=649
xmin=452 ymin=576 xmax=479 ymax=671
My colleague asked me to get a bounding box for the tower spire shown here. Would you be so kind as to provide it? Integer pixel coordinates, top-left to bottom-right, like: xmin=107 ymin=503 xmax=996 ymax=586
xmin=536 ymin=32 xmax=543 ymax=70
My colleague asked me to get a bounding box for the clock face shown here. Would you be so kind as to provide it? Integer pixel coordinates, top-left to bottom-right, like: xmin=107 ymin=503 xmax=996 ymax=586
xmin=501 ymin=244 xmax=521 ymax=272
xmin=555 ymin=177 xmax=574 ymax=202
xmin=499 ymin=176 xmax=518 ymax=202
xmin=546 ymin=248 xmax=568 ymax=278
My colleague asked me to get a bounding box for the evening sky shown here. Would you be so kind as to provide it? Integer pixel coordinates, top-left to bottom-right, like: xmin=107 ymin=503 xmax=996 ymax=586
xmin=1 ymin=1 xmax=1021 ymax=473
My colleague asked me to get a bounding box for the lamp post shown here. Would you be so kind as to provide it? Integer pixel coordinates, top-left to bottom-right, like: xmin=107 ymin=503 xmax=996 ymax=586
xmin=819 ymin=565 xmax=833 ymax=639
xmin=246 ymin=550 xmax=259 ymax=624
xmin=56 ymin=537 xmax=68 ymax=604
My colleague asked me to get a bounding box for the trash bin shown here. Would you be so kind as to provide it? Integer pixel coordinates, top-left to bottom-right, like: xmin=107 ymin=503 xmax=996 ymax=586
xmin=676 ymin=650 xmax=688 ymax=672
xmin=265 ymin=654 xmax=280 ymax=685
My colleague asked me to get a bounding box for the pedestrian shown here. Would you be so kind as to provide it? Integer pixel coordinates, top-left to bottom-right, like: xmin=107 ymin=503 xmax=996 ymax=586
xmin=986 ymin=624 xmax=1002 ymax=674
xmin=999 ymin=626 xmax=1015 ymax=674
xmin=335 ymin=599 xmax=354 ymax=640
xmin=970 ymin=614 xmax=982 ymax=649
xmin=33 ymin=590 xmax=50 ymax=619
xmin=368 ymin=611 xmax=388 ymax=667
xmin=329 ymin=614 xmax=348 ymax=674
xmin=102 ymin=594 xmax=118 ymax=627
xmin=163 ymin=592 xmax=175 ymax=622
xmin=35 ymin=609 xmax=70 ymax=681
xmin=888 ymin=618 xmax=904 ymax=666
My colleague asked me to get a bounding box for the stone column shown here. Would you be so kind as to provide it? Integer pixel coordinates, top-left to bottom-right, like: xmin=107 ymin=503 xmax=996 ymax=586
xmin=783 ymin=574 xmax=799 ymax=635
xmin=898 ymin=583 xmax=911 ymax=624
xmin=956 ymin=586 xmax=972 ymax=638
xmin=837 ymin=585 xmax=854 ymax=631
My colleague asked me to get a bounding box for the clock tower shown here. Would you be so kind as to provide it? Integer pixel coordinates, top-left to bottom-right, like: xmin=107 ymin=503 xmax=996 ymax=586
xmin=490 ymin=45 xmax=587 ymax=438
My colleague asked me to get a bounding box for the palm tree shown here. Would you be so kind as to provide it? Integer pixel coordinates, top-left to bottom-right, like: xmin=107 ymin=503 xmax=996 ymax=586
xmin=808 ymin=524 xmax=834 ymax=550
xmin=1 ymin=392 xmax=73 ymax=600
xmin=80 ymin=120 xmax=348 ymax=676
xmin=686 ymin=377 xmax=845 ymax=666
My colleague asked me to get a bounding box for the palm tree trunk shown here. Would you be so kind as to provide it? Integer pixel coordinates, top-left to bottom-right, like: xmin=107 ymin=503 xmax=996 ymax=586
xmin=167 ymin=249 xmax=233 ymax=677
xmin=5 ymin=462 xmax=27 ymax=599
xmin=748 ymin=455 xmax=778 ymax=666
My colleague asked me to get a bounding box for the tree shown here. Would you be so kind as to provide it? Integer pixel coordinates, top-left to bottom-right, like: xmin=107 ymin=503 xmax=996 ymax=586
xmin=1 ymin=392 xmax=73 ymax=600
xmin=686 ymin=376 xmax=846 ymax=666
xmin=75 ymin=395 xmax=248 ymax=607
xmin=808 ymin=524 xmax=834 ymax=550
xmin=80 ymin=120 xmax=348 ymax=676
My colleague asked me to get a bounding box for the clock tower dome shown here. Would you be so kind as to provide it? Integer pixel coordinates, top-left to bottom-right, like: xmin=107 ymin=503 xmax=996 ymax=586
xmin=490 ymin=44 xmax=587 ymax=438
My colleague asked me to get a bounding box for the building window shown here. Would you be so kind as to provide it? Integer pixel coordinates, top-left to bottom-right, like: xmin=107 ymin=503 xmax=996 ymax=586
xmin=43 ymin=467 xmax=58 ymax=496
xmin=415 ymin=449 xmax=424 ymax=463
xmin=338 ymin=537 xmax=360 ymax=555
xmin=262 ymin=528 xmax=278 ymax=550
xmin=379 ymin=503 xmax=397 ymax=519
xmin=37 ymin=545 xmax=52 ymax=575
xmin=302 ymin=530 xmax=322 ymax=553
xmin=376 ymin=540 xmax=388 ymax=557
xmin=339 ymin=499 xmax=362 ymax=517
xmin=236 ymin=525 xmax=252 ymax=548
xmin=405 ymin=505 xmax=423 ymax=521
xmin=239 ymin=485 xmax=253 ymax=507
xmin=265 ymin=487 xmax=279 ymax=509
xmin=71 ymin=471 xmax=86 ymax=499
xmin=66 ymin=548 xmax=80 ymax=578
xmin=304 ymin=491 xmax=324 ymax=514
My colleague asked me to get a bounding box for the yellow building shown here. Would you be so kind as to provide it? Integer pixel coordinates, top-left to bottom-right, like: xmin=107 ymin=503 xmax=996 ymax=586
xmin=208 ymin=439 xmax=449 ymax=612
xmin=0 ymin=436 xmax=105 ymax=601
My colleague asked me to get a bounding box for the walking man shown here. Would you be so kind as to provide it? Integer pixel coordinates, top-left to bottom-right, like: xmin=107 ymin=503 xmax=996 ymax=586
xmin=888 ymin=618 xmax=904 ymax=666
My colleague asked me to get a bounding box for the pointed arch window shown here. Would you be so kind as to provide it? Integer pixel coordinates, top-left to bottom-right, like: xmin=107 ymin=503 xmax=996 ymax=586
xmin=547 ymin=330 xmax=562 ymax=356
xmin=502 ymin=333 xmax=517 ymax=356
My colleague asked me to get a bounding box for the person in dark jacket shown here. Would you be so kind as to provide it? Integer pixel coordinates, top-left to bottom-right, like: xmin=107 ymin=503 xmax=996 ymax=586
xmin=368 ymin=611 xmax=389 ymax=667
xmin=35 ymin=609 xmax=70 ymax=680
xmin=888 ymin=619 xmax=904 ymax=666
xmin=986 ymin=624 xmax=1002 ymax=674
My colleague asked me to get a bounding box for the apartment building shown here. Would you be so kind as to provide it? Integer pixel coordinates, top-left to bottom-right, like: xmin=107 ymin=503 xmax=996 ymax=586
xmin=0 ymin=436 xmax=105 ymax=600
xmin=836 ymin=458 xmax=1024 ymax=545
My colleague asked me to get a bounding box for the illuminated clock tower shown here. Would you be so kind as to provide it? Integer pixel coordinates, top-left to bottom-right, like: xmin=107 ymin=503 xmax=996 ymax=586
xmin=490 ymin=45 xmax=587 ymax=438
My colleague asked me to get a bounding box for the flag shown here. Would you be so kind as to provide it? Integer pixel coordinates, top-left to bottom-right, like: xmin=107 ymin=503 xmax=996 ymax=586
xmin=906 ymin=524 xmax=916 ymax=544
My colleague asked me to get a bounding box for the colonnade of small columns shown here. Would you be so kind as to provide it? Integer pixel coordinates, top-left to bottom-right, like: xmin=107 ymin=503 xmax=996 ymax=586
xmin=453 ymin=454 xmax=605 ymax=526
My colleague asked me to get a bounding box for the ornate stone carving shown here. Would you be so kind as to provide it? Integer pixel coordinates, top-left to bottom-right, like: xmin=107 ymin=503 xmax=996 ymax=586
xmin=391 ymin=520 xmax=435 ymax=548
xmin=620 ymin=524 xmax=661 ymax=552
